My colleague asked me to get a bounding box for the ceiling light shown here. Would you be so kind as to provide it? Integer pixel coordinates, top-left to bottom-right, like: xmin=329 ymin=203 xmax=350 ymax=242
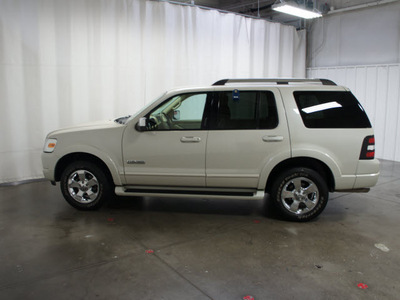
xmin=272 ymin=1 xmax=322 ymax=19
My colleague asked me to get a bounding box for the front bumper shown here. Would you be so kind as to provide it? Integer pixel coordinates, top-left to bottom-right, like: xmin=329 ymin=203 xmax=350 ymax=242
xmin=41 ymin=152 xmax=57 ymax=182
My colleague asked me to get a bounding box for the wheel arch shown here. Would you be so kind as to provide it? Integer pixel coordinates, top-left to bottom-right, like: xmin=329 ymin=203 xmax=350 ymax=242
xmin=265 ymin=157 xmax=335 ymax=193
xmin=54 ymin=152 xmax=117 ymax=186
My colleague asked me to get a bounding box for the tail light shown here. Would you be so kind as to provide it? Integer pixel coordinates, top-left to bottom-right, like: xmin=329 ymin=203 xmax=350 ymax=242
xmin=359 ymin=135 xmax=375 ymax=160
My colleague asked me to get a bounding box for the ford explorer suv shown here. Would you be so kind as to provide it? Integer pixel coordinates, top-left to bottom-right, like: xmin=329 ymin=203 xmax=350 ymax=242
xmin=42 ymin=78 xmax=380 ymax=221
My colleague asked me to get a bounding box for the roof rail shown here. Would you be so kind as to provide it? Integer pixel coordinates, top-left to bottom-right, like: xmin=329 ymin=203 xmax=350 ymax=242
xmin=212 ymin=78 xmax=337 ymax=86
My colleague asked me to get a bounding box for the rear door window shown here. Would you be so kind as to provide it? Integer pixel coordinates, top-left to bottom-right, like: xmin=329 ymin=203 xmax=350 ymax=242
xmin=212 ymin=91 xmax=278 ymax=130
xmin=294 ymin=91 xmax=371 ymax=128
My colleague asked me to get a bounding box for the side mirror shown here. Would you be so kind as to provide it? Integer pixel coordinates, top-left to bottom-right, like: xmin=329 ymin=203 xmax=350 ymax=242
xmin=173 ymin=110 xmax=180 ymax=120
xmin=137 ymin=117 xmax=147 ymax=131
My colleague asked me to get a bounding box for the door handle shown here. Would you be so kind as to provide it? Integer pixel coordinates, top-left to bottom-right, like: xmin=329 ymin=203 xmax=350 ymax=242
xmin=262 ymin=135 xmax=283 ymax=142
xmin=180 ymin=136 xmax=201 ymax=143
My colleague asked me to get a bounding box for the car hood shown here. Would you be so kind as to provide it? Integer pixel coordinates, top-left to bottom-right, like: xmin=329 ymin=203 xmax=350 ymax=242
xmin=47 ymin=119 xmax=123 ymax=137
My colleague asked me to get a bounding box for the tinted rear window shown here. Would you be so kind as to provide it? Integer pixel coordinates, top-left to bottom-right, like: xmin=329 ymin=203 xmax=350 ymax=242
xmin=294 ymin=91 xmax=371 ymax=128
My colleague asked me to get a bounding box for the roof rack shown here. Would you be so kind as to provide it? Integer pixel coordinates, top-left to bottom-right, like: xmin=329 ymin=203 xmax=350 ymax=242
xmin=212 ymin=78 xmax=337 ymax=86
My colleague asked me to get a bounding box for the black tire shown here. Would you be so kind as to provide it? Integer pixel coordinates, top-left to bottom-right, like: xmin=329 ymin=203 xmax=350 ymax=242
xmin=271 ymin=167 xmax=329 ymax=222
xmin=60 ymin=161 xmax=111 ymax=210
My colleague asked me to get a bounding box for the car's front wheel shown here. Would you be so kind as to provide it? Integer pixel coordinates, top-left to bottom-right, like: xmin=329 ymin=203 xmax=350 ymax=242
xmin=60 ymin=161 xmax=111 ymax=210
xmin=271 ymin=167 xmax=329 ymax=222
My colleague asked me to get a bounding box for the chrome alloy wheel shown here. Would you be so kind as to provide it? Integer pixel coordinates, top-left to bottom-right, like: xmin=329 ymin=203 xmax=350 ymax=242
xmin=67 ymin=170 xmax=99 ymax=204
xmin=280 ymin=177 xmax=319 ymax=215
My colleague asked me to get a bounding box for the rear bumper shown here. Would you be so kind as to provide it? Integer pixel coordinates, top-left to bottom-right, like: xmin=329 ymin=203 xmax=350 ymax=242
xmin=353 ymin=158 xmax=380 ymax=189
xmin=353 ymin=172 xmax=380 ymax=189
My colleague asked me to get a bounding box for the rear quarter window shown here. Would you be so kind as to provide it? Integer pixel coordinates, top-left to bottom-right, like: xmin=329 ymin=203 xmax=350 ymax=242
xmin=294 ymin=91 xmax=371 ymax=128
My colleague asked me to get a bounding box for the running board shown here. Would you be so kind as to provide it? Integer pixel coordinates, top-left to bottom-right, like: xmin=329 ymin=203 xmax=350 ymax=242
xmin=335 ymin=188 xmax=370 ymax=193
xmin=115 ymin=186 xmax=265 ymax=200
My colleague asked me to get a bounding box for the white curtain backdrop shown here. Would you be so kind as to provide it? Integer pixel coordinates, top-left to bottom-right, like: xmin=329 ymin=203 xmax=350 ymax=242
xmin=0 ymin=0 xmax=306 ymax=184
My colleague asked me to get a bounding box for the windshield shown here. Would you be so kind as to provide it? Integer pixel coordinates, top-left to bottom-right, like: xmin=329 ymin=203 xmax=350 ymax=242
xmin=114 ymin=91 xmax=168 ymax=124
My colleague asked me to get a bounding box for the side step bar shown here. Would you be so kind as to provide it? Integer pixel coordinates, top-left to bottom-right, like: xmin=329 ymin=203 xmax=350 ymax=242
xmin=335 ymin=188 xmax=370 ymax=193
xmin=115 ymin=186 xmax=265 ymax=200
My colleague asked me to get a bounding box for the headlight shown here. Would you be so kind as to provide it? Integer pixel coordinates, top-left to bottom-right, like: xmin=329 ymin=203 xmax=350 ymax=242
xmin=43 ymin=138 xmax=57 ymax=153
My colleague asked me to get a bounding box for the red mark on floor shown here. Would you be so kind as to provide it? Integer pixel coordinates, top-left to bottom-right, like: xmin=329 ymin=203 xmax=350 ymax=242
xmin=107 ymin=218 xmax=114 ymax=222
xmin=145 ymin=249 xmax=154 ymax=254
xmin=357 ymin=283 xmax=368 ymax=289
xmin=243 ymin=296 xmax=254 ymax=300
xmin=253 ymin=220 xmax=260 ymax=224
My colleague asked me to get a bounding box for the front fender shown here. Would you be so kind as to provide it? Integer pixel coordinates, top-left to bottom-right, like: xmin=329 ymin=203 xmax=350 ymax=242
xmin=56 ymin=145 xmax=123 ymax=186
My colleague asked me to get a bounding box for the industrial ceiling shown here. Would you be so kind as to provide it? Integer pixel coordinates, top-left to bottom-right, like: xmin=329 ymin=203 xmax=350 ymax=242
xmin=155 ymin=0 xmax=398 ymax=29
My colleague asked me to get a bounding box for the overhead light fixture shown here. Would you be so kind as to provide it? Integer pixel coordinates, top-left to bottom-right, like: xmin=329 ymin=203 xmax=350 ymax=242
xmin=272 ymin=1 xmax=322 ymax=19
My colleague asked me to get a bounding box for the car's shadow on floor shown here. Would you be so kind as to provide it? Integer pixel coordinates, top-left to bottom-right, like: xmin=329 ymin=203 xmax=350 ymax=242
xmin=105 ymin=194 xmax=285 ymax=220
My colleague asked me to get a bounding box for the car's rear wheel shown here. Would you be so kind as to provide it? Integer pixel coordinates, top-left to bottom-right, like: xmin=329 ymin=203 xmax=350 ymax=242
xmin=60 ymin=161 xmax=111 ymax=210
xmin=271 ymin=167 xmax=329 ymax=222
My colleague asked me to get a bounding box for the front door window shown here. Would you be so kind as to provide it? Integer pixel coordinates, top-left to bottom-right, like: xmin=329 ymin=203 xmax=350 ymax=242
xmin=148 ymin=93 xmax=208 ymax=130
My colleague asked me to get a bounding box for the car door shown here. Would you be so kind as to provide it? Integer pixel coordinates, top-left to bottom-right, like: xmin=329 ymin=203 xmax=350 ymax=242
xmin=122 ymin=92 xmax=211 ymax=187
xmin=206 ymin=89 xmax=290 ymax=188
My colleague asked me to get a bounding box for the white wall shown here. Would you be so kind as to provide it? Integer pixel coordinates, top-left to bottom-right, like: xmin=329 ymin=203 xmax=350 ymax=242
xmin=0 ymin=0 xmax=306 ymax=183
xmin=307 ymin=1 xmax=400 ymax=161
xmin=308 ymin=1 xmax=400 ymax=68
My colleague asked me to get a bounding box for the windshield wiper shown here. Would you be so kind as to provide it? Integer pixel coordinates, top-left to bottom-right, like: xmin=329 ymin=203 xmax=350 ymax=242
xmin=114 ymin=115 xmax=131 ymax=124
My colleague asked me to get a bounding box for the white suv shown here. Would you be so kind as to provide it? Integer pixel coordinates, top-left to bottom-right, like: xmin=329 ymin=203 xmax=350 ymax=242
xmin=42 ymin=78 xmax=380 ymax=221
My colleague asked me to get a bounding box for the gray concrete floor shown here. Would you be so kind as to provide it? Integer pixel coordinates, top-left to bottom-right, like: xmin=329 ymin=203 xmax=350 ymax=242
xmin=0 ymin=160 xmax=399 ymax=300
